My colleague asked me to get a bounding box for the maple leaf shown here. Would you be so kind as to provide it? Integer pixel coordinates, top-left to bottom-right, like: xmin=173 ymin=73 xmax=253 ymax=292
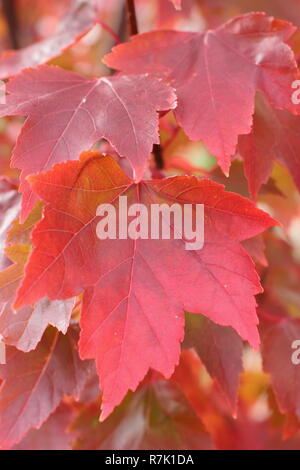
xmin=262 ymin=318 xmax=300 ymax=419
xmin=13 ymin=151 xmax=275 ymax=419
xmin=6 ymin=203 xmax=43 ymax=246
xmin=242 ymin=235 xmax=267 ymax=267
xmin=171 ymin=349 xmax=227 ymax=434
xmin=262 ymin=232 xmax=300 ymax=313
xmin=0 ymin=327 xmax=92 ymax=449
xmin=14 ymin=402 xmax=76 ymax=451
xmin=104 ymin=12 xmax=297 ymax=174
xmin=0 ymin=65 xmax=176 ymax=220
xmin=0 ymin=244 xmax=75 ymax=352
xmin=0 ymin=0 xmax=97 ymax=79
xmin=78 ymin=368 xmax=101 ymax=404
xmin=184 ymin=313 xmax=243 ymax=409
xmin=72 ymin=380 xmax=212 ymax=450
xmin=239 ymin=93 xmax=300 ymax=198
xmin=199 ymin=0 xmax=300 ymax=29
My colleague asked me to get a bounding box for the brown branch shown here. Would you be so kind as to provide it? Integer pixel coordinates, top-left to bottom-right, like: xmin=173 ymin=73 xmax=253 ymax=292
xmin=152 ymin=144 xmax=164 ymax=170
xmin=2 ymin=0 xmax=19 ymax=49
xmin=126 ymin=0 xmax=138 ymax=36
xmin=118 ymin=2 xmax=129 ymax=44
xmin=125 ymin=0 xmax=164 ymax=170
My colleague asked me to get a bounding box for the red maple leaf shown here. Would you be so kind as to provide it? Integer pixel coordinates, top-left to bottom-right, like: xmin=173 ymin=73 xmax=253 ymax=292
xmin=262 ymin=317 xmax=300 ymax=419
xmin=13 ymin=151 xmax=275 ymax=419
xmin=239 ymin=93 xmax=300 ymax=198
xmin=14 ymin=403 xmax=76 ymax=451
xmin=104 ymin=12 xmax=297 ymax=175
xmin=184 ymin=313 xmax=243 ymax=410
xmin=0 ymin=66 xmax=176 ymax=220
xmin=0 ymin=244 xmax=75 ymax=352
xmin=0 ymin=327 xmax=92 ymax=449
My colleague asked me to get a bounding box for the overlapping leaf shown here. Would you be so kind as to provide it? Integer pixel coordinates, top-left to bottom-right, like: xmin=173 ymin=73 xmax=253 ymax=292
xmin=239 ymin=93 xmax=300 ymax=198
xmin=184 ymin=313 xmax=243 ymax=409
xmin=13 ymin=151 xmax=275 ymax=419
xmin=14 ymin=403 xmax=76 ymax=451
xmin=0 ymin=66 xmax=176 ymax=219
xmin=104 ymin=12 xmax=297 ymax=174
xmin=262 ymin=318 xmax=300 ymax=419
xmin=0 ymin=327 xmax=92 ymax=449
xmin=0 ymin=0 xmax=98 ymax=79
xmin=72 ymin=380 xmax=212 ymax=450
xmin=0 ymin=244 xmax=75 ymax=352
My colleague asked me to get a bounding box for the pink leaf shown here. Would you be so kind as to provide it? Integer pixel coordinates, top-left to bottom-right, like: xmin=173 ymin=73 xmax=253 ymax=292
xmin=0 ymin=66 xmax=176 ymax=220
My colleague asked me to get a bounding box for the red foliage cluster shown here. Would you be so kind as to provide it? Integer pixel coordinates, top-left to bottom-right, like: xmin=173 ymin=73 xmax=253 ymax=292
xmin=0 ymin=0 xmax=300 ymax=451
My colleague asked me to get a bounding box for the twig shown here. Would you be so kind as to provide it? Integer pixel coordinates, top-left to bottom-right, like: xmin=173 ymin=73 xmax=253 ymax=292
xmin=152 ymin=144 xmax=164 ymax=170
xmin=118 ymin=2 xmax=129 ymax=44
xmin=126 ymin=0 xmax=138 ymax=36
xmin=2 ymin=0 xmax=19 ymax=49
xmin=126 ymin=0 xmax=164 ymax=170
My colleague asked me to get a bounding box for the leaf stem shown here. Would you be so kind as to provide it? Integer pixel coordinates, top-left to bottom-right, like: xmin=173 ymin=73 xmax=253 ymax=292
xmin=96 ymin=19 xmax=121 ymax=44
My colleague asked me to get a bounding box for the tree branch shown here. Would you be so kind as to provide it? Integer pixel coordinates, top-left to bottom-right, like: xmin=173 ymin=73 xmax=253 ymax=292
xmin=126 ymin=0 xmax=164 ymax=170
xmin=152 ymin=144 xmax=164 ymax=170
xmin=126 ymin=0 xmax=138 ymax=36
xmin=2 ymin=0 xmax=19 ymax=49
